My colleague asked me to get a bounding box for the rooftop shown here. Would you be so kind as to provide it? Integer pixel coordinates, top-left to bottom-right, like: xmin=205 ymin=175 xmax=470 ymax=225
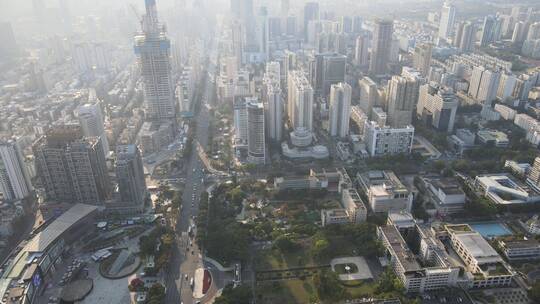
xmin=24 ymin=204 xmax=98 ymax=253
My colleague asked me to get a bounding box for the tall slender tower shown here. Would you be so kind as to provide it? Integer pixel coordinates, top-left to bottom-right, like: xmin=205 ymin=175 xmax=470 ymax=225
xmin=439 ymin=1 xmax=456 ymax=41
xmin=247 ymin=100 xmax=266 ymax=164
xmin=369 ymin=19 xmax=393 ymax=76
xmin=0 ymin=140 xmax=33 ymax=201
xmin=134 ymin=0 xmax=175 ymax=121
xmin=412 ymin=43 xmax=432 ymax=77
xmin=329 ymin=83 xmax=352 ymax=138
xmin=116 ymin=145 xmax=147 ymax=210
xmin=288 ymin=70 xmax=314 ymax=147
xmin=264 ymin=62 xmax=283 ymax=141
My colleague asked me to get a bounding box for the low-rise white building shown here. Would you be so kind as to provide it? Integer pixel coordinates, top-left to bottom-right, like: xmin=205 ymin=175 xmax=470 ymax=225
xmin=476 ymin=129 xmax=509 ymax=147
xmin=445 ymin=224 xmax=513 ymax=288
xmin=475 ymin=174 xmax=540 ymax=205
xmin=378 ymin=223 xmax=460 ymax=293
xmin=357 ymin=170 xmax=413 ymax=213
xmin=498 ymin=239 xmax=540 ymax=261
xmin=494 ymin=104 xmax=517 ymax=121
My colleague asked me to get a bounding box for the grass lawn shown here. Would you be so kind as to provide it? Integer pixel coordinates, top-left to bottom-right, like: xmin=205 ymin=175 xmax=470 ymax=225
xmin=334 ymin=263 xmax=359 ymax=275
xmin=256 ymin=248 xmax=317 ymax=270
xmin=345 ymin=280 xmax=378 ymax=298
xmin=256 ymin=279 xmax=318 ymax=304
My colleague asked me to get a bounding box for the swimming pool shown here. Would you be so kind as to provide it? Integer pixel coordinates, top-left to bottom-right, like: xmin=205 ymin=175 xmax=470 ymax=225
xmin=468 ymin=222 xmax=512 ymax=238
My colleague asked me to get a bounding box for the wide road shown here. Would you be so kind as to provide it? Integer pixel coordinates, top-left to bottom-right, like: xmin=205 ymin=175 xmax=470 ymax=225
xmin=164 ymin=45 xmax=217 ymax=304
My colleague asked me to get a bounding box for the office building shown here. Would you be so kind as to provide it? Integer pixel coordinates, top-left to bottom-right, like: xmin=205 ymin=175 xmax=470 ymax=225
xmin=412 ymin=43 xmax=432 ymax=77
xmin=480 ymin=15 xmax=502 ymax=47
xmin=255 ymin=7 xmax=269 ymax=60
xmin=354 ymin=33 xmax=369 ymax=67
xmin=417 ymin=83 xmax=458 ymax=133
xmin=363 ymin=121 xmax=414 ymax=157
xmin=369 ymin=19 xmax=393 ymax=76
xmin=313 ymin=53 xmax=347 ymax=97
xmin=234 ymin=97 xmax=249 ymax=147
xmin=288 ymin=71 xmax=314 ymax=146
xmin=387 ymin=75 xmax=420 ymax=128
xmin=33 ymin=125 xmax=111 ymax=205
xmin=247 ymin=100 xmax=266 ymax=164
xmin=0 ymin=140 xmax=32 ymax=201
xmin=329 ymin=83 xmax=352 ymax=138
xmin=115 ymin=145 xmax=147 ymax=211
xmin=263 ymin=62 xmax=283 ymax=141
xmin=77 ymin=102 xmax=109 ymax=157
xmin=0 ymin=22 xmax=19 ymax=62
xmin=358 ymin=77 xmax=380 ymax=118
xmin=438 ymin=1 xmax=456 ymax=41
xmin=134 ymin=0 xmax=176 ymax=120
xmin=303 ymin=2 xmax=319 ymax=40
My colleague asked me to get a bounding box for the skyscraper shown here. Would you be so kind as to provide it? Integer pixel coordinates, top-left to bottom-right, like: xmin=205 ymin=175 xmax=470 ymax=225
xmin=0 ymin=140 xmax=32 ymax=201
xmin=457 ymin=21 xmax=476 ymax=52
xmin=116 ymin=145 xmax=147 ymax=210
xmin=288 ymin=71 xmax=314 ymax=146
xmin=303 ymin=2 xmax=320 ymax=40
xmin=412 ymin=43 xmax=433 ymax=77
xmin=78 ymin=102 xmax=109 ymax=157
xmin=527 ymin=157 xmax=540 ymax=191
xmin=329 ymin=83 xmax=352 ymax=138
xmin=480 ymin=15 xmax=502 ymax=47
xmin=358 ymin=77 xmax=380 ymax=118
xmin=354 ymin=33 xmax=369 ymax=67
xmin=468 ymin=66 xmax=501 ymax=105
xmin=234 ymin=98 xmax=249 ymax=146
xmin=134 ymin=0 xmax=175 ymax=120
xmin=439 ymin=1 xmax=456 ymax=41
xmin=263 ymin=62 xmax=283 ymax=141
xmin=0 ymin=22 xmax=19 ymax=62
xmin=417 ymin=83 xmax=458 ymax=133
xmin=255 ymin=7 xmax=270 ymax=60
xmin=33 ymin=125 xmax=111 ymax=205
xmin=247 ymin=100 xmax=266 ymax=164
xmin=369 ymin=19 xmax=393 ymax=76
xmin=387 ymin=75 xmax=420 ymax=128
xmin=313 ymin=53 xmax=347 ymax=97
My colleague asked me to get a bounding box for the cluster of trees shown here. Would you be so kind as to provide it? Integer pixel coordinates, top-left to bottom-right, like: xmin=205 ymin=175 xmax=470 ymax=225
xmin=313 ymin=270 xmax=345 ymax=301
xmin=147 ymin=283 xmax=166 ymax=304
xmin=375 ymin=267 xmax=405 ymax=295
xmin=138 ymin=226 xmax=175 ymax=271
xmin=530 ymin=281 xmax=540 ymax=303
xmin=196 ymin=185 xmax=250 ymax=265
xmin=128 ymin=280 xmax=165 ymax=304
xmin=214 ymin=284 xmax=252 ymax=304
